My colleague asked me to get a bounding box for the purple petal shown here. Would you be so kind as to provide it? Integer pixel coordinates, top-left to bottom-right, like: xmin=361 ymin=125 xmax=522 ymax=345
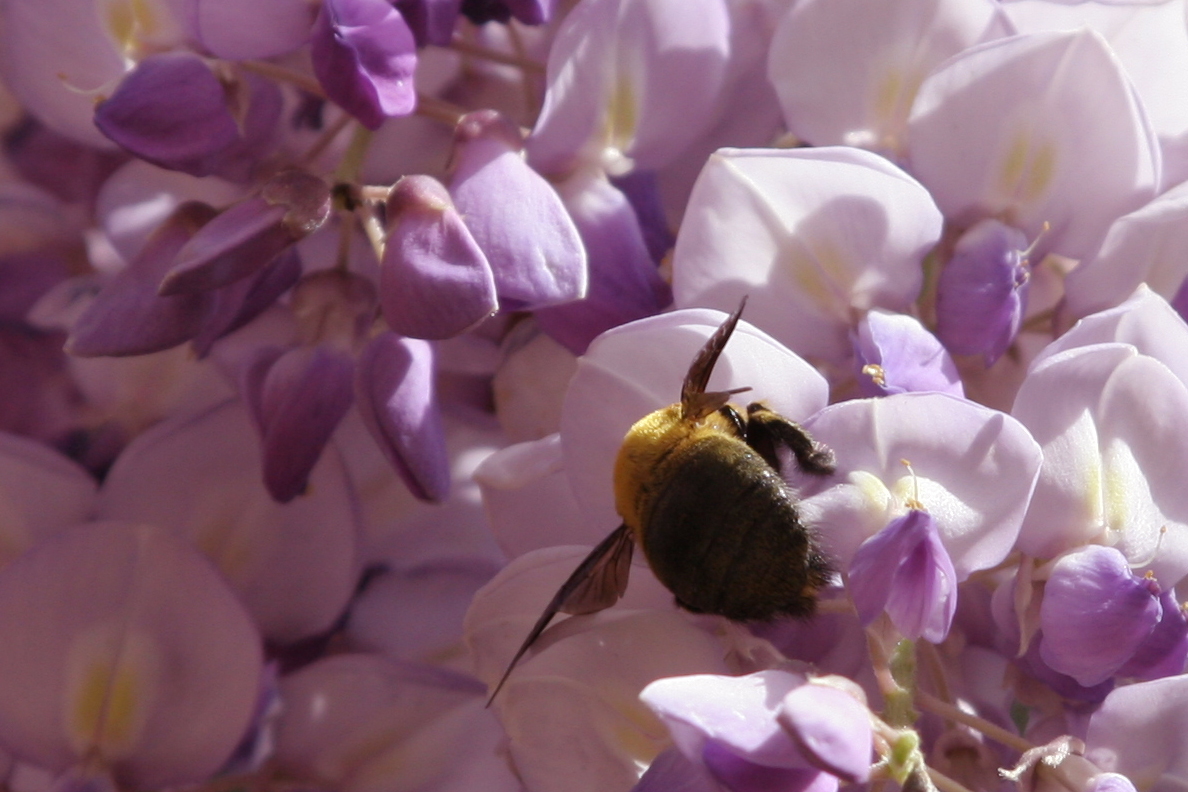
xmin=160 ymin=198 xmax=289 ymax=295
xmin=355 ymin=332 xmax=450 ymax=501
xmin=778 ymin=684 xmax=872 ymax=783
xmin=534 ymin=174 xmax=671 ymax=354
xmin=1040 ymin=545 xmax=1162 ymax=686
xmin=640 ymin=671 xmax=807 ymax=768
xmin=853 ymin=310 xmax=963 ymax=397
xmin=1117 ymin=587 xmax=1188 ymax=681
xmin=610 ymin=170 xmax=675 ymax=263
xmin=1173 ymin=274 xmax=1188 ymax=323
xmin=449 ymin=110 xmax=588 ymax=310
xmin=1019 ymin=636 xmax=1115 ymax=704
xmin=526 ymin=0 xmax=728 ymax=174
xmin=5 ymin=118 xmax=126 ymax=205
xmin=191 ymin=248 xmax=303 ymax=357
xmin=94 ymin=57 xmax=281 ymax=182
xmin=0 ymin=249 xmax=72 ymax=324
xmin=0 ymin=521 xmax=262 ymax=787
xmin=632 ymin=748 xmax=723 ymax=792
xmin=1091 ymin=775 xmax=1139 ymax=792
xmin=311 ymin=0 xmax=418 ymax=130
xmin=848 ymin=509 xmax=957 ymax=642
xmin=94 ymin=54 xmax=240 ymax=176
xmin=161 ymin=172 xmax=329 ymax=295
xmin=1085 ymin=676 xmax=1188 ymax=790
xmin=380 ymin=175 xmax=496 ymax=339
xmin=908 ymin=29 xmax=1160 ymax=260
xmin=671 ymin=147 xmax=942 ymax=363
xmin=180 ymin=0 xmax=315 ymax=60
xmin=68 ymin=203 xmax=217 ymax=357
xmin=98 ymin=401 xmax=360 ymax=644
xmin=804 ymin=391 xmax=1041 ymax=580
xmin=768 ymin=0 xmax=1009 ymax=157
xmin=396 ymin=0 xmax=462 ymax=46
xmin=250 ymin=346 xmax=357 ymax=503
xmin=935 ymin=219 xmax=1031 ymax=366
xmin=702 ymin=743 xmax=836 ymax=792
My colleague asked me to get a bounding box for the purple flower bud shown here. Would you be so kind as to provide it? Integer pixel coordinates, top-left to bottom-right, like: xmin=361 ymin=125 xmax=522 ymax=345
xmin=1039 ymin=545 xmax=1168 ymax=687
xmin=777 ymin=683 xmax=873 ymax=784
xmin=94 ymin=54 xmax=281 ymax=181
xmin=380 ymin=175 xmax=496 ymax=340
xmin=191 ymin=248 xmax=303 ymax=358
xmin=640 ymin=670 xmax=869 ymax=792
xmin=449 ymin=110 xmax=588 ymax=311
xmin=160 ymin=171 xmax=330 ymax=295
xmin=243 ymin=344 xmax=357 ymax=503
xmin=534 ymin=174 xmax=670 ymax=354
xmin=68 ymin=202 xmax=217 ymax=357
xmin=1118 ymin=586 xmax=1188 ymax=682
xmin=852 ymin=309 xmax=963 ymax=398
xmin=5 ymin=118 xmax=126 ymax=205
xmin=311 ymin=0 xmax=418 ymax=131
xmin=395 ymin=0 xmax=462 ymax=46
xmin=1171 ymin=273 xmax=1188 ymax=324
xmin=631 ymin=748 xmax=720 ymax=792
xmin=355 ymin=333 xmax=450 ymax=501
xmin=610 ymin=170 xmax=675 ymax=264
xmin=935 ymin=219 xmax=1032 ymax=366
xmin=848 ymin=509 xmax=958 ymax=642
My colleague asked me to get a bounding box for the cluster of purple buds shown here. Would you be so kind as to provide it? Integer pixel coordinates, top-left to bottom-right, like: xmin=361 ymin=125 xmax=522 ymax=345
xmin=4 ymin=0 xmax=1188 ymax=792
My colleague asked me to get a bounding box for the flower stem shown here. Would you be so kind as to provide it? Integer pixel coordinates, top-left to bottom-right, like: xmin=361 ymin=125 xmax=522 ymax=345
xmin=416 ymin=93 xmax=467 ymax=128
xmin=239 ymin=60 xmax=324 ymax=97
xmin=915 ymin=690 xmax=1034 ymax=754
xmin=927 ymin=765 xmax=977 ymax=792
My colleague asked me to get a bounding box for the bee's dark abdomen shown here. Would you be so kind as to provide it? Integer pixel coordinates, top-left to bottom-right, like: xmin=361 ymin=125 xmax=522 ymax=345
xmin=637 ymin=434 xmax=830 ymax=622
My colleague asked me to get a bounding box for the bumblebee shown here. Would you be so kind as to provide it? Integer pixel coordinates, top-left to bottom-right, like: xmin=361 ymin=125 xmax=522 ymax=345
xmin=487 ymin=299 xmax=835 ymax=703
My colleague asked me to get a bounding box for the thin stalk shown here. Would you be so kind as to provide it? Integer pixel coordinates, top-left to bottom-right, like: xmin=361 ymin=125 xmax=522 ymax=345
xmin=416 ymin=93 xmax=467 ymax=127
xmin=915 ymin=690 xmax=1034 ymax=754
xmin=239 ymin=60 xmax=324 ymax=97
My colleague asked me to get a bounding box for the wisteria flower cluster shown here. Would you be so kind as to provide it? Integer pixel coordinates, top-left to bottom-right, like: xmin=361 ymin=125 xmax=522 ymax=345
xmin=1 ymin=0 xmax=1188 ymax=791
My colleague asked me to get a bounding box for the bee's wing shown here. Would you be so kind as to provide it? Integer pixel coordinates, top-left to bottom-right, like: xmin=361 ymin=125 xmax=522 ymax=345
xmin=486 ymin=523 xmax=634 ymax=705
xmin=681 ymin=298 xmax=750 ymax=420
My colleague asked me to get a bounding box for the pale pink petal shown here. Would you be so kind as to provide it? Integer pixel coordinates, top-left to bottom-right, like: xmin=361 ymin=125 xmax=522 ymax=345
xmin=768 ymin=0 xmax=1010 ymax=157
xmin=671 ymin=147 xmax=942 ymax=362
xmin=98 ymin=401 xmax=360 ymax=643
xmin=908 ymin=29 xmax=1161 ymax=259
xmin=0 ymin=521 xmax=262 ymax=788
xmin=801 ymin=392 xmax=1041 ymax=578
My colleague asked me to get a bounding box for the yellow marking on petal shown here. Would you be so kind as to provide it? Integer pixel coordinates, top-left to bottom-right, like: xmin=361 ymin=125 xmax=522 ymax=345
xmin=782 ymin=238 xmax=852 ymax=321
xmin=996 ymin=130 xmax=1058 ymax=206
xmin=1083 ymin=454 xmax=1104 ymax=529
xmin=103 ymin=0 xmax=160 ymax=59
xmin=851 ymin=470 xmax=893 ymax=512
xmin=65 ymin=625 xmax=160 ymax=760
xmin=873 ymin=71 xmax=905 ymax=126
xmin=604 ymin=76 xmax=638 ymax=156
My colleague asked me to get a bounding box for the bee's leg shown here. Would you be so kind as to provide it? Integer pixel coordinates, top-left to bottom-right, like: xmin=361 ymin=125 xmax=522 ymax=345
xmin=744 ymin=403 xmax=835 ymax=476
xmin=486 ymin=523 xmax=634 ymax=706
